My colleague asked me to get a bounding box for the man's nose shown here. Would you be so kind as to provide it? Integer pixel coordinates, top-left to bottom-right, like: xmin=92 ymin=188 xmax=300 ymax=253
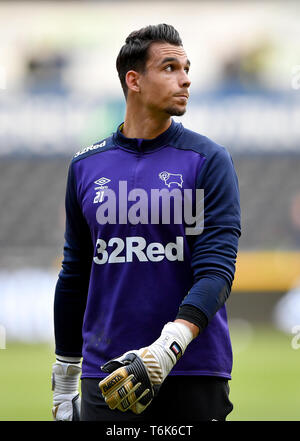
xmin=180 ymin=70 xmax=191 ymax=88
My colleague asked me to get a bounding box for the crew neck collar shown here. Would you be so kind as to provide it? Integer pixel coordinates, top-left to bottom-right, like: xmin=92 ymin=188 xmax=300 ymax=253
xmin=113 ymin=119 xmax=183 ymax=153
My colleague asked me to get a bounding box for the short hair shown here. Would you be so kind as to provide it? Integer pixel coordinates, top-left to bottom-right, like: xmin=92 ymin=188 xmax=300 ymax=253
xmin=116 ymin=24 xmax=183 ymax=98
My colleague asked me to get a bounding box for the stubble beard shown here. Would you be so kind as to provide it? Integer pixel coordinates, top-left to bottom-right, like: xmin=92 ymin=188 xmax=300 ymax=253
xmin=164 ymin=106 xmax=187 ymax=117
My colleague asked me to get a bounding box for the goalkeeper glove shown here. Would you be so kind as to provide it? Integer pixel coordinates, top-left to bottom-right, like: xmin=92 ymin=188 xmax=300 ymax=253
xmin=99 ymin=321 xmax=193 ymax=414
xmin=51 ymin=358 xmax=81 ymax=421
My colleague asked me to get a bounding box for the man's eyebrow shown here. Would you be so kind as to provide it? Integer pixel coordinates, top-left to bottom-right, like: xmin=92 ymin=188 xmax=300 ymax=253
xmin=159 ymin=57 xmax=191 ymax=66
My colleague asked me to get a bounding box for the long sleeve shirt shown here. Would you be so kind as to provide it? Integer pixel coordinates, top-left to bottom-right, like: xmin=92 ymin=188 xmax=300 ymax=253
xmin=54 ymin=119 xmax=241 ymax=379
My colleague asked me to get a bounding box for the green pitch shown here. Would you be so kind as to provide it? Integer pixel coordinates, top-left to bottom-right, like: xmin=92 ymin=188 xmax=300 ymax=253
xmin=228 ymin=323 xmax=300 ymax=421
xmin=0 ymin=342 xmax=55 ymax=421
xmin=0 ymin=325 xmax=299 ymax=421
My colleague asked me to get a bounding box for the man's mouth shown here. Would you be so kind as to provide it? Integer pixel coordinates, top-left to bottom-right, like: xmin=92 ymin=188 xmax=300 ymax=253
xmin=174 ymin=93 xmax=189 ymax=100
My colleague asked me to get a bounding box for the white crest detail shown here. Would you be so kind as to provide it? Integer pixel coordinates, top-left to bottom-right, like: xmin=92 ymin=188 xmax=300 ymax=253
xmin=159 ymin=171 xmax=183 ymax=188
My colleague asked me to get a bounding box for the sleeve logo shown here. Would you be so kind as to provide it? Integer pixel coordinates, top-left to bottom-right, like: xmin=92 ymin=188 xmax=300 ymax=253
xmin=74 ymin=140 xmax=106 ymax=158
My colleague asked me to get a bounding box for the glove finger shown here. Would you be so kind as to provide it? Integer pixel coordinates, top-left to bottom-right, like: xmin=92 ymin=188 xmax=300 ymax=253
xmin=101 ymin=359 xmax=124 ymax=374
xmin=101 ymin=369 xmax=146 ymax=412
xmin=130 ymin=395 xmax=153 ymax=415
xmin=125 ymin=355 xmax=155 ymax=414
xmin=105 ymin=385 xmax=130 ymax=410
xmin=53 ymin=401 xmax=73 ymax=421
xmin=72 ymin=394 xmax=81 ymax=421
xmin=52 ymin=405 xmax=59 ymax=420
xmin=99 ymin=366 xmax=134 ymax=398
xmin=100 ymin=353 xmax=154 ymax=414
xmin=102 ymin=374 xmax=136 ymax=410
xmin=113 ymin=381 xmax=143 ymax=412
xmin=118 ymin=386 xmax=152 ymax=414
xmin=101 ymin=352 xmax=139 ymax=374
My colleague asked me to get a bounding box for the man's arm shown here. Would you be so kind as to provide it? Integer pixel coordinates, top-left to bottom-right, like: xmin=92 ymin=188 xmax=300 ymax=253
xmin=52 ymin=161 xmax=93 ymax=420
xmin=176 ymin=146 xmax=241 ymax=331
xmin=54 ymin=161 xmax=93 ymax=356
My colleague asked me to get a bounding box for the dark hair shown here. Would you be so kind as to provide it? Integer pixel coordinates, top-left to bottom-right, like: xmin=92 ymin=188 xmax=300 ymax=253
xmin=116 ymin=24 xmax=183 ymax=98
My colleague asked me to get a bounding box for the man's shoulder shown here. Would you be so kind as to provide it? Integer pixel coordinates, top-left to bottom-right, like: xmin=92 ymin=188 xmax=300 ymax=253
xmin=71 ymin=135 xmax=115 ymax=164
xmin=175 ymin=124 xmax=229 ymax=159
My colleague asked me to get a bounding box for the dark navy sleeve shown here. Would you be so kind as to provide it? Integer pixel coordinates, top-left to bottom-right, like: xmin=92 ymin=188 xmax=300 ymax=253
xmin=54 ymin=161 xmax=93 ymax=357
xmin=177 ymin=147 xmax=241 ymax=330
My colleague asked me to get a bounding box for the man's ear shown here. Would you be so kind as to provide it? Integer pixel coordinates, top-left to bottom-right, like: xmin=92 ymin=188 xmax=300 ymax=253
xmin=125 ymin=70 xmax=141 ymax=94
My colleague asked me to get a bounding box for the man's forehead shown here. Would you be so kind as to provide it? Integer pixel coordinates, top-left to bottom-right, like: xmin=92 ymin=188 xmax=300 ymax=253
xmin=147 ymin=42 xmax=188 ymax=64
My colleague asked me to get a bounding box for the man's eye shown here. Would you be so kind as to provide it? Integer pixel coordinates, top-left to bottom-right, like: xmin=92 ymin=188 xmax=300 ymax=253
xmin=184 ymin=67 xmax=190 ymax=74
xmin=165 ymin=65 xmax=173 ymax=72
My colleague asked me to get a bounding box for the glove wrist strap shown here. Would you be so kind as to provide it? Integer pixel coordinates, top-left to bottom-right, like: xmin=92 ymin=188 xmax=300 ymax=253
xmin=142 ymin=321 xmax=194 ymax=384
xmin=152 ymin=321 xmax=194 ymax=362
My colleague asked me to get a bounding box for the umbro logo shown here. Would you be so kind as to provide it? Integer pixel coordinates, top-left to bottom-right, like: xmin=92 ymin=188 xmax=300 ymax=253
xmin=93 ymin=177 xmax=111 ymax=204
xmin=94 ymin=177 xmax=111 ymax=186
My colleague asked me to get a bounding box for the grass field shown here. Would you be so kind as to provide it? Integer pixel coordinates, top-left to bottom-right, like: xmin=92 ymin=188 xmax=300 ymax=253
xmin=228 ymin=323 xmax=300 ymax=421
xmin=0 ymin=324 xmax=299 ymax=421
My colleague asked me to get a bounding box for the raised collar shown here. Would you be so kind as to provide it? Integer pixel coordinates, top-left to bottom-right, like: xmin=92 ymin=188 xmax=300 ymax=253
xmin=113 ymin=119 xmax=183 ymax=153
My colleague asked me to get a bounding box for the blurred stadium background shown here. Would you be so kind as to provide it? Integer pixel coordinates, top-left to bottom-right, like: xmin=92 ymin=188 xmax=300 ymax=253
xmin=1 ymin=0 xmax=300 ymax=421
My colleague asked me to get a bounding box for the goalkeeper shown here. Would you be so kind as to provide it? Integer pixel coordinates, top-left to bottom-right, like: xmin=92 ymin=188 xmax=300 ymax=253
xmin=52 ymin=24 xmax=241 ymax=421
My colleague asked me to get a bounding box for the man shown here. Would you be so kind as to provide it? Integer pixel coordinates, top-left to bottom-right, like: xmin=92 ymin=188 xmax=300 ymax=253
xmin=52 ymin=24 xmax=241 ymax=422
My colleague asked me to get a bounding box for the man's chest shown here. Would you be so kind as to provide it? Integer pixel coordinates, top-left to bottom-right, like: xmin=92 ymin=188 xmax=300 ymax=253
xmin=75 ymin=147 xmax=206 ymax=235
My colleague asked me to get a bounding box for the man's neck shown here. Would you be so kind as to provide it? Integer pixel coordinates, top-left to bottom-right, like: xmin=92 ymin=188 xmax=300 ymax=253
xmin=122 ymin=106 xmax=172 ymax=140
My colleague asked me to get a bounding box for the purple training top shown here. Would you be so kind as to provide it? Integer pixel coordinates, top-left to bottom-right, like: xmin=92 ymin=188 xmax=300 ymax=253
xmin=54 ymin=119 xmax=241 ymax=379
